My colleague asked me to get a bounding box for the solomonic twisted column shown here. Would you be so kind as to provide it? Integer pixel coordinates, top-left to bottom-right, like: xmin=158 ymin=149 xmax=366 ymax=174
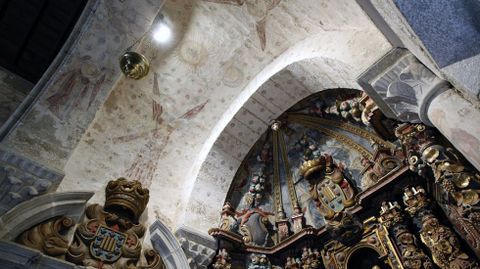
xmin=379 ymin=201 xmax=433 ymax=269
xmin=402 ymin=186 xmax=479 ymax=269
xmin=395 ymin=123 xmax=480 ymax=258
xmin=395 ymin=123 xmax=479 ymax=203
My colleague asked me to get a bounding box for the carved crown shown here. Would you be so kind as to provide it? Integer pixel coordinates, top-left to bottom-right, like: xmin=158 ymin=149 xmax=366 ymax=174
xmin=104 ymin=178 xmax=150 ymax=221
xmin=299 ymin=157 xmax=326 ymax=180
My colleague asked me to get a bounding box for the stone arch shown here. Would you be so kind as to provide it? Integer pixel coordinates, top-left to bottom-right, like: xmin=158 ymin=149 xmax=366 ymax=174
xmin=179 ymin=30 xmax=392 ymax=232
xmin=0 ymin=191 xmax=93 ymax=240
xmin=150 ymin=219 xmax=191 ymax=269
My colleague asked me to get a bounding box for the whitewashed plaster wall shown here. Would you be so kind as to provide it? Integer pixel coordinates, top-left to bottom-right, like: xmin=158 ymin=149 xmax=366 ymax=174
xmin=57 ymin=0 xmax=392 ymax=232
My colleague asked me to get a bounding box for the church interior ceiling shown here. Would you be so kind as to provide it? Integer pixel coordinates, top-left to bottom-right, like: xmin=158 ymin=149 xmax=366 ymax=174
xmin=0 ymin=1 xmax=479 ymax=269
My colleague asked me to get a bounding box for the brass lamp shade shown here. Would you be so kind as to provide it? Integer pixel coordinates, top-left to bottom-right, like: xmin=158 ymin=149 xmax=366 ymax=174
xmin=119 ymin=51 xmax=150 ymax=80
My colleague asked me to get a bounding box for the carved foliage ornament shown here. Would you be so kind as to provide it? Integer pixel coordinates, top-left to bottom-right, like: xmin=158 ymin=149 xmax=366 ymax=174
xmin=379 ymin=201 xmax=433 ymax=269
xmin=403 ymin=186 xmax=478 ymax=269
xmin=396 ymin=123 xmax=480 ymax=207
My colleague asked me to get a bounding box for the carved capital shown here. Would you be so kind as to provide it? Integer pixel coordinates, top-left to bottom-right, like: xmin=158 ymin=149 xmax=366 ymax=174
xmin=379 ymin=201 xmax=404 ymax=230
xmin=358 ymin=48 xmax=449 ymax=125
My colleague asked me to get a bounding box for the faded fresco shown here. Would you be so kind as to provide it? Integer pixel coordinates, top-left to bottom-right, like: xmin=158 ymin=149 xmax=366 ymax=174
xmin=203 ymin=0 xmax=282 ymax=50
xmin=3 ymin=0 xmax=164 ymax=171
xmin=51 ymin=0 xmax=391 ymax=232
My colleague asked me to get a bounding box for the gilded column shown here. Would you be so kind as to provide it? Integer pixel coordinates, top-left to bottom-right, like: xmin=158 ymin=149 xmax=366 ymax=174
xmin=277 ymin=125 xmax=305 ymax=233
xmin=271 ymin=121 xmax=289 ymax=242
xmin=379 ymin=201 xmax=433 ymax=269
xmin=402 ymin=186 xmax=478 ymax=269
xmin=396 ymin=123 xmax=480 ymax=258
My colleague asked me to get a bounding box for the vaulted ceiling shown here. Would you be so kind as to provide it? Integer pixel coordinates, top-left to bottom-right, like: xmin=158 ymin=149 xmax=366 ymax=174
xmin=5 ymin=0 xmax=392 ymax=231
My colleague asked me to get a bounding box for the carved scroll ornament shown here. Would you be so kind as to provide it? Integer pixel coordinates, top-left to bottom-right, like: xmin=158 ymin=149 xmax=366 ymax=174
xmin=17 ymin=216 xmax=74 ymax=258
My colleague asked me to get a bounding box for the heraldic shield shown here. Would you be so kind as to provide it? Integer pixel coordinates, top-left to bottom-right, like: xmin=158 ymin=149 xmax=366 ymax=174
xmin=90 ymin=225 xmax=127 ymax=263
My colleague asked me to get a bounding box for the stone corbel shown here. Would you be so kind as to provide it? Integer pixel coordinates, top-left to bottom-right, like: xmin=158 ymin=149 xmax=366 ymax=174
xmin=358 ymin=48 xmax=449 ymax=125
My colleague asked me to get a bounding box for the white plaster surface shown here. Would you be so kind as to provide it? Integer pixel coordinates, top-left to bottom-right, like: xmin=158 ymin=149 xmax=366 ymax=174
xmin=37 ymin=0 xmax=391 ymax=233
